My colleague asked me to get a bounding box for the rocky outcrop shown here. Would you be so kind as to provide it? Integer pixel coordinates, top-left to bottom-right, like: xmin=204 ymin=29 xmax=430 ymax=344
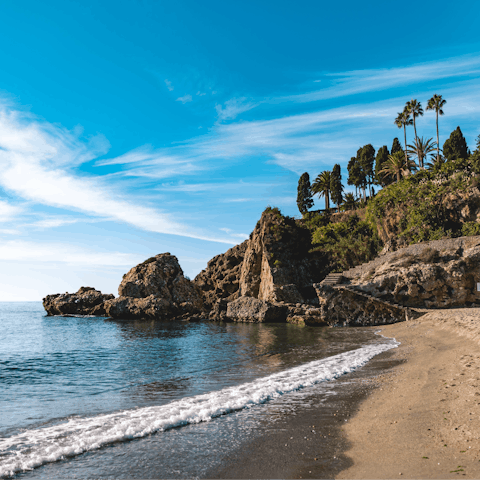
xmin=344 ymin=236 xmax=480 ymax=309
xmin=194 ymin=241 xmax=248 ymax=309
xmin=225 ymin=296 xmax=288 ymax=323
xmin=314 ymin=284 xmax=422 ymax=326
xmin=43 ymin=287 xmax=114 ymax=316
xmin=105 ymin=253 xmax=205 ymax=320
xmin=194 ymin=208 xmax=329 ymax=309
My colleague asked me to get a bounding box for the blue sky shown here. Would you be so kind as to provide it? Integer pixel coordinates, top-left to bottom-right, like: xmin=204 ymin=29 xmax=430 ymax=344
xmin=1 ymin=0 xmax=480 ymax=300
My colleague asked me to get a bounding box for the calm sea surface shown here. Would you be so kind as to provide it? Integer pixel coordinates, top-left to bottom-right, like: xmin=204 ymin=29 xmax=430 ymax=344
xmin=0 ymin=302 xmax=396 ymax=478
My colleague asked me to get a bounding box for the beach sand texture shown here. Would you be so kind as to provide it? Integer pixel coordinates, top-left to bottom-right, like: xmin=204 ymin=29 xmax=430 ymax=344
xmin=338 ymin=308 xmax=480 ymax=479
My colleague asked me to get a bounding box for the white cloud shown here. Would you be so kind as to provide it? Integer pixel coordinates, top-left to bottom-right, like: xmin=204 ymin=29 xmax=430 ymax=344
xmin=0 ymin=240 xmax=141 ymax=266
xmin=0 ymin=200 xmax=23 ymax=222
xmin=176 ymin=94 xmax=193 ymax=104
xmin=196 ymin=91 xmax=206 ymax=96
xmin=29 ymin=217 xmax=81 ymax=229
xmin=215 ymin=97 xmax=257 ymax=121
xmin=165 ymin=79 xmax=174 ymax=91
xmin=0 ymin=107 xmax=234 ymax=244
xmin=281 ymin=54 xmax=480 ymax=104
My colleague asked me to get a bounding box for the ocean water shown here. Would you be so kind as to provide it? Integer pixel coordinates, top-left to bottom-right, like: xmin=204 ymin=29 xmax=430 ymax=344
xmin=0 ymin=302 xmax=398 ymax=478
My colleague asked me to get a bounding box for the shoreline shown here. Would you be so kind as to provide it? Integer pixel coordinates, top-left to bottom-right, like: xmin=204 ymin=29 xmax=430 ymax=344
xmin=337 ymin=308 xmax=480 ymax=479
xmin=206 ymin=335 xmax=405 ymax=479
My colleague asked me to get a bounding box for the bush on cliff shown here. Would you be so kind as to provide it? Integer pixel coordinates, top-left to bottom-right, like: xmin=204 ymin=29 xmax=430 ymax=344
xmin=365 ymin=167 xmax=479 ymax=245
xmin=310 ymin=214 xmax=381 ymax=272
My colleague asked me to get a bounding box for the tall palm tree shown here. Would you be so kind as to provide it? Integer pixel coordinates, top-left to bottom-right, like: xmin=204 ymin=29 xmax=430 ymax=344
xmin=379 ymin=151 xmax=416 ymax=183
xmin=426 ymin=94 xmax=446 ymax=163
xmin=406 ymin=137 xmax=437 ymax=170
xmin=406 ymin=99 xmax=424 ymax=167
xmin=394 ymin=110 xmax=413 ymax=166
xmin=312 ymin=170 xmax=332 ymax=210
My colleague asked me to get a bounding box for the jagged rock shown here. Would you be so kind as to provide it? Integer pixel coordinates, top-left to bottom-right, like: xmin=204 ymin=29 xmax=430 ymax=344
xmin=344 ymin=236 xmax=480 ymax=309
xmin=43 ymin=287 xmax=114 ymax=316
xmin=226 ymin=296 xmax=288 ymax=323
xmin=194 ymin=209 xmax=328 ymax=308
xmin=194 ymin=241 xmax=248 ymax=309
xmin=313 ymin=284 xmax=421 ymax=326
xmin=285 ymin=304 xmax=327 ymax=326
xmin=105 ymin=253 xmax=204 ymax=320
xmin=208 ymin=299 xmax=228 ymax=321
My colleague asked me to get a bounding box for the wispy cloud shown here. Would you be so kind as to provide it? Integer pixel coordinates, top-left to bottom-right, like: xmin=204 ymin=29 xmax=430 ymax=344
xmin=0 ymin=200 xmax=23 ymax=222
xmin=165 ymin=79 xmax=174 ymax=91
xmin=0 ymin=240 xmax=142 ymax=266
xmin=280 ymin=54 xmax=480 ymax=104
xmin=215 ymin=97 xmax=257 ymax=121
xmin=176 ymin=94 xmax=193 ymax=104
xmin=0 ymin=108 xmax=234 ymax=244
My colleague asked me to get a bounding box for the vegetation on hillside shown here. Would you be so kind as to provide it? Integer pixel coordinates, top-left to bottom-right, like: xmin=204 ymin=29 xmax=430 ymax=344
xmin=283 ymin=94 xmax=480 ymax=272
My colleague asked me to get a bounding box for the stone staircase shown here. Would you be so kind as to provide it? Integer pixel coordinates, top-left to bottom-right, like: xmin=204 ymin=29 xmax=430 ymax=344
xmin=320 ymin=273 xmax=344 ymax=286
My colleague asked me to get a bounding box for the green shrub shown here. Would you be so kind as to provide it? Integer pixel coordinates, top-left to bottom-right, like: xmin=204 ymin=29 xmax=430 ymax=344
xmin=311 ymin=214 xmax=381 ymax=271
xmin=462 ymin=221 xmax=480 ymax=237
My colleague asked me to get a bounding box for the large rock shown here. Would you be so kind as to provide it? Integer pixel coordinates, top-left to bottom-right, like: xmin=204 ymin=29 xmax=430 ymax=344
xmin=344 ymin=236 xmax=480 ymax=309
xmin=105 ymin=253 xmax=204 ymax=320
xmin=314 ymin=284 xmax=421 ymax=326
xmin=194 ymin=241 xmax=248 ymax=309
xmin=226 ymin=296 xmax=288 ymax=323
xmin=195 ymin=208 xmax=329 ymax=307
xmin=43 ymin=287 xmax=114 ymax=316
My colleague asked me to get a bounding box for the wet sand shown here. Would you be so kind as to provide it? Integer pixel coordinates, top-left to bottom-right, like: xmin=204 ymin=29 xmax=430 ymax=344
xmin=209 ymin=309 xmax=480 ymax=479
xmin=337 ymin=308 xmax=480 ymax=479
xmin=208 ymin=342 xmax=405 ymax=479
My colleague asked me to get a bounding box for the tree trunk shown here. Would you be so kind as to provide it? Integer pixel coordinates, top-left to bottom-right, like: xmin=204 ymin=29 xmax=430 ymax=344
xmin=403 ymin=124 xmax=408 ymax=167
xmin=413 ymin=116 xmax=421 ymax=169
xmin=436 ymin=110 xmax=440 ymax=164
xmin=396 ymin=171 xmax=400 ymax=183
xmin=325 ymin=191 xmax=330 ymax=210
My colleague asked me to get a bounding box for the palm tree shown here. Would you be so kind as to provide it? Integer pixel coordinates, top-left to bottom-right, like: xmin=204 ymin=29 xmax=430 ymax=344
xmin=379 ymin=151 xmax=416 ymax=183
xmin=406 ymin=99 xmax=424 ymax=167
xmin=406 ymin=137 xmax=437 ymax=170
xmin=312 ymin=170 xmax=332 ymax=210
xmin=394 ymin=110 xmax=413 ymax=166
xmin=426 ymin=94 xmax=446 ymax=164
xmin=341 ymin=192 xmax=357 ymax=211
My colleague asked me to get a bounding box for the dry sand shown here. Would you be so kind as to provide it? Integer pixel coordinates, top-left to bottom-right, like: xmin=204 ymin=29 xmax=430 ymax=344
xmin=337 ymin=308 xmax=480 ymax=479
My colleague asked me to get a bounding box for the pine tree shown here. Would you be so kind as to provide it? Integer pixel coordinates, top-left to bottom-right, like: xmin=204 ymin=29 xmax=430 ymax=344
xmin=443 ymin=126 xmax=469 ymax=161
xmin=374 ymin=146 xmax=390 ymax=186
xmin=360 ymin=144 xmax=375 ymax=199
xmin=347 ymin=157 xmax=362 ymax=198
xmin=330 ymin=164 xmax=344 ymax=208
xmin=296 ymin=172 xmax=314 ymax=214
xmin=391 ymin=137 xmax=404 ymax=156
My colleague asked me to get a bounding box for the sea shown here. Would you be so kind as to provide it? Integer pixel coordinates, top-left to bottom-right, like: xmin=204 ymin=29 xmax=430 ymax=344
xmin=0 ymin=302 xmax=398 ymax=478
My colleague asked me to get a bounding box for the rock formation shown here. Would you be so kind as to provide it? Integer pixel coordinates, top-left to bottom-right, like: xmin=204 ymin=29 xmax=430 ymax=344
xmin=193 ymin=241 xmax=247 ymax=309
xmin=194 ymin=208 xmax=329 ymax=316
xmin=43 ymin=287 xmax=114 ymax=316
xmin=105 ymin=253 xmax=204 ymax=320
xmin=314 ymin=284 xmax=422 ymax=326
xmin=343 ymin=236 xmax=480 ymax=309
xmin=225 ymin=296 xmax=288 ymax=323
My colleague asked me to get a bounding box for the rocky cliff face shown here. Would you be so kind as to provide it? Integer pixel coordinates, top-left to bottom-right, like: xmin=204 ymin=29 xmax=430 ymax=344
xmin=105 ymin=253 xmax=204 ymax=320
xmin=346 ymin=236 xmax=480 ymax=309
xmin=193 ymin=241 xmax=248 ymax=309
xmin=43 ymin=287 xmax=114 ymax=316
xmin=194 ymin=208 xmax=328 ymax=311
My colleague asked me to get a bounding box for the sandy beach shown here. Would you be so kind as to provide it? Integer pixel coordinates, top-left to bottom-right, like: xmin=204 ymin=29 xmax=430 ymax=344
xmin=337 ymin=308 xmax=480 ymax=479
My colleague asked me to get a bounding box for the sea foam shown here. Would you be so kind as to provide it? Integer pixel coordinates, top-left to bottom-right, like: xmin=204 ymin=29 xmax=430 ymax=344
xmin=0 ymin=337 xmax=398 ymax=477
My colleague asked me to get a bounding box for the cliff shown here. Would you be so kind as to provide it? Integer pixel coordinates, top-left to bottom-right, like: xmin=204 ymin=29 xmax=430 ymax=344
xmin=193 ymin=207 xmax=331 ymax=321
